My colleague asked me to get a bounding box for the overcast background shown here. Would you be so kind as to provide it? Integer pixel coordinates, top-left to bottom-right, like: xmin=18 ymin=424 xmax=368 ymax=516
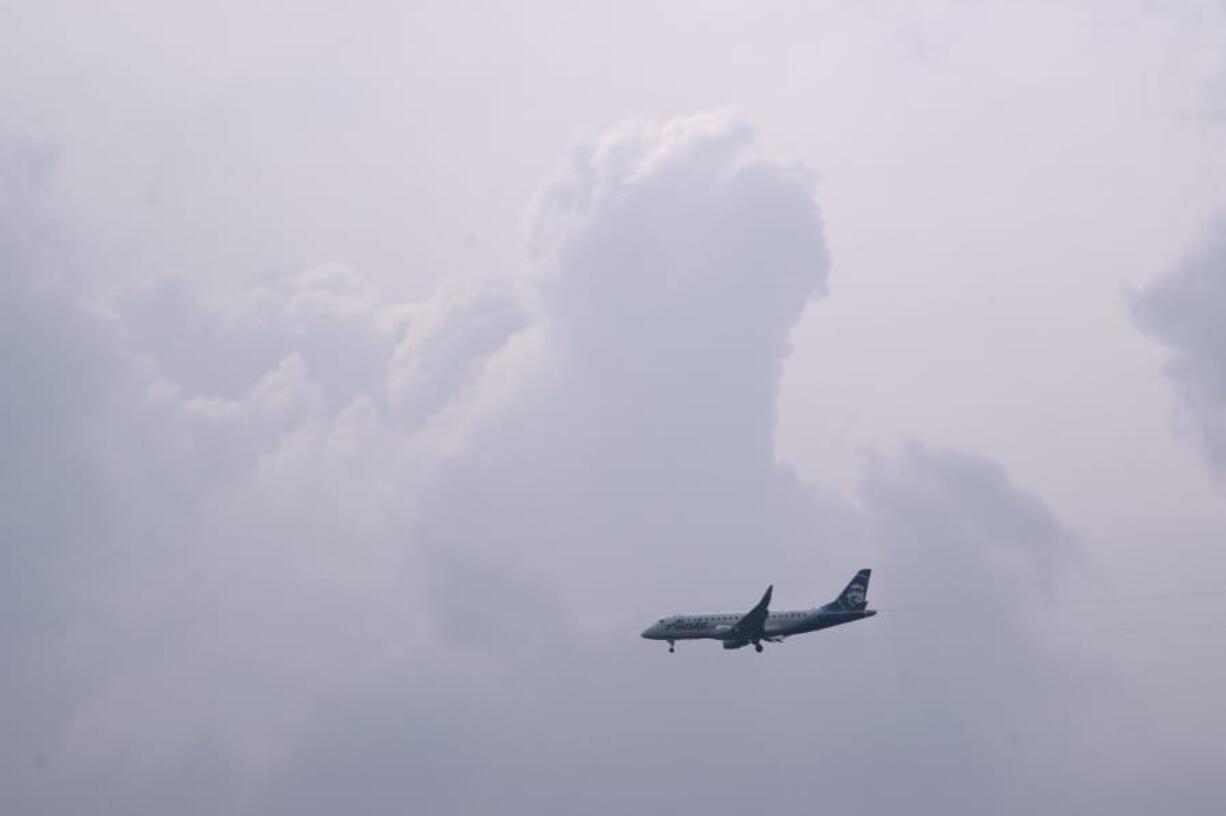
xmin=3 ymin=2 xmax=1226 ymax=814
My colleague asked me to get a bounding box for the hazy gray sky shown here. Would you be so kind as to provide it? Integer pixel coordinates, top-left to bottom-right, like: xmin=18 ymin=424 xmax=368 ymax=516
xmin=3 ymin=2 xmax=1226 ymax=814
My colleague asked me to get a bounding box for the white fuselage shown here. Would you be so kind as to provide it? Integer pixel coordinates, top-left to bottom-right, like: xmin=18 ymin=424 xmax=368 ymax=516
xmin=641 ymin=607 xmax=874 ymax=642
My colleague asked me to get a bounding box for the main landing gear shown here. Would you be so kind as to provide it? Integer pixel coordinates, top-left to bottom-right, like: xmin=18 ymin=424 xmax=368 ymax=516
xmin=668 ymin=640 xmax=675 ymax=653
xmin=754 ymin=642 xmax=764 ymax=653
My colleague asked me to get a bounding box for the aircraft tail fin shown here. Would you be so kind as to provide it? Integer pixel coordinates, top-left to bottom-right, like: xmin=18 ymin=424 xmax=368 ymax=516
xmin=829 ymin=569 xmax=871 ymax=611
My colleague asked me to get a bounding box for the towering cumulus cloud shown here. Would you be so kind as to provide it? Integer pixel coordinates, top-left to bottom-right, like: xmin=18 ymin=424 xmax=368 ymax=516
xmin=1134 ymin=221 xmax=1226 ymax=475
xmin=415 ymin=112 xmax=832 ymax=625
xmin=1 ymin=116 xmax=1107 ymax=815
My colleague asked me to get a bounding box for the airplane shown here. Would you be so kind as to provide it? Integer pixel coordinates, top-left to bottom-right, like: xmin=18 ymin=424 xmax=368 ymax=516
xmin=640 ymin=569 xmax=875 ymax=653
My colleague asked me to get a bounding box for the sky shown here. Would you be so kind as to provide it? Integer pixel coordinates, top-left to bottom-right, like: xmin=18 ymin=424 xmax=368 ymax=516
xmin=3 ymin=2 xmax=1226 ymax=813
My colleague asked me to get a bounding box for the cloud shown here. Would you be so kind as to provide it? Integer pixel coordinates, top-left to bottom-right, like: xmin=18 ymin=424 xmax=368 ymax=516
xmin=387 ymin=281 xmax=528 ymax=433
xmin=6 ymin=113 xmax=1204 ymax=815
xmin=1133 ymin=220 xmax=1226 ymax=475
xmin=121 ymin=265 xmax=401 ymax=411
xmin=415 ymin=111 xmax=833 ymax=616
xmin=0 ymin=141 xmax=144 ymax=815
xmin=861 ymin=442 xmax=1075 ymax=609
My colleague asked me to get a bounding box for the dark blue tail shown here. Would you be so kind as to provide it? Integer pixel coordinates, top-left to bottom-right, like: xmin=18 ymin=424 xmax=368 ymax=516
xmin=828 ymin=569 xmax=871 ymax=611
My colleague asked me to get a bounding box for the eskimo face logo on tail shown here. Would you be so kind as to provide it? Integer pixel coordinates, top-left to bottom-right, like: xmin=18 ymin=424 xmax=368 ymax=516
xmin=845 ymin=584 xmax=866 ymax=608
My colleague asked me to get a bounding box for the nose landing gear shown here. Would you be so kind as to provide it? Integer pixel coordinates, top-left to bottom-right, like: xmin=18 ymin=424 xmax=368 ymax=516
xmin=668 ymin=640 xmax=675 ymax=653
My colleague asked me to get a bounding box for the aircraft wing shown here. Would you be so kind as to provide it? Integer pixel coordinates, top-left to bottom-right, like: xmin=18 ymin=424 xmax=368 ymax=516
xmin=730 ymin=585 xmax=772 ymax=640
